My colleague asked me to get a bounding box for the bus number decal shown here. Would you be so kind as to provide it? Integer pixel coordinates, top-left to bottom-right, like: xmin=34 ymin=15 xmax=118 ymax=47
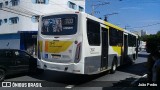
xmin=90 ymin=48 xmax=99 ymax=54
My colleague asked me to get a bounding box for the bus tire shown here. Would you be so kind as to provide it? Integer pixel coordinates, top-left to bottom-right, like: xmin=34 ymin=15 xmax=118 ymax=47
xmin=0 ymin=69 xmax=6 ymax=81
xmin=110 ymin=58 xmax=117 ymax=74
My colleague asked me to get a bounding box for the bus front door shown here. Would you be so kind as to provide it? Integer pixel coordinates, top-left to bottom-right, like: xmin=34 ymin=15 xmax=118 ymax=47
xmin=101 ymin=27 xmax=109 ymax=70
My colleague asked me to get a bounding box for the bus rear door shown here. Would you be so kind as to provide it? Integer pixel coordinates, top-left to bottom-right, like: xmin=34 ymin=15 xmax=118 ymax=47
xmin=101 ymin=25 xmax=109 ymax=70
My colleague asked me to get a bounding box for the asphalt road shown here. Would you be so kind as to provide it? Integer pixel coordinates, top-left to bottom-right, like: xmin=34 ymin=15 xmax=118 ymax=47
xmin=1 ymin=51 xmax=149 ymax=90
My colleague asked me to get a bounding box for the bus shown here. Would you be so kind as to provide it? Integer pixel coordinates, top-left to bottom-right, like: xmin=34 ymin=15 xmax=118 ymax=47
xmin=37 ymin=12 xmax=138 ymax=74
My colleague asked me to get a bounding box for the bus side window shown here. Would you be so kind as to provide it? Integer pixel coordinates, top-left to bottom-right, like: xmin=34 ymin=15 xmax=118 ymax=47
xmin=109 ymin=28 xmax=123 ymax=46
xmin=87 ymin=19 xmax=100 ymax=46
xmin=109 ymin=28 xmax=118 ymax=46
xmin=128 ymin=34 xmax=136 ymax=47
xmin=117 ymin=30 xmax=123 ymax=46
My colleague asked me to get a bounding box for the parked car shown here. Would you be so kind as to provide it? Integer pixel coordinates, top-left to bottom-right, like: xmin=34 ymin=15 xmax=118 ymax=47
xmin=0 ymin=49 xmax=37 ymax=81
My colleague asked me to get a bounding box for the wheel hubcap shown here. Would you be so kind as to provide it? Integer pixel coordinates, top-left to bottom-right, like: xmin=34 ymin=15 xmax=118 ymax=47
xmin=113 ymin=64 xmax=116 ymax=71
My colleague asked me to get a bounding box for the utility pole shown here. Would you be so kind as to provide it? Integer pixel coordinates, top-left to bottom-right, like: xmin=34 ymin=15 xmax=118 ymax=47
xmin=91 ymin=2 xmax=95 ymax=15
xmin=124 ymin=26 xmax=129 ymax=29
xmin=91 ymin=1 xmax=110 ymax=16
xmin=124 ymin=26 xmax=137 ymax=32
xmin=104 ymin=12 xmax=118 ymax=21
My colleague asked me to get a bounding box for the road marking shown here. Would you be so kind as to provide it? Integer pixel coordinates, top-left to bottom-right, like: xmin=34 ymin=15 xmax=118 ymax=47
xmin=65 ymin=85 xmax=74 ymax=89
xmin=131 ymin=74 xmax=147 ymax=85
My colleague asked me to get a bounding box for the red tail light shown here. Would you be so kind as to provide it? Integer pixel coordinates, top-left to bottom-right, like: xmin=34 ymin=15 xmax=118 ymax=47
xmin=74 ymin=42 xmax=81 ymax=63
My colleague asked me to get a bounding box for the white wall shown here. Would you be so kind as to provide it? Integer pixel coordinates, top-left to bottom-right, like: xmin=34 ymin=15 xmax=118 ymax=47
xmin=0 ymin=39 xmax=20 ymax=49
xmin=0 ymin=0 xmax=85 ymax=34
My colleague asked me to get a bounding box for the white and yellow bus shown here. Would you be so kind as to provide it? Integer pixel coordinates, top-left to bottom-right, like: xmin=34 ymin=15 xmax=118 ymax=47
xmin=37 ymin=12 xmax=138 ymax=74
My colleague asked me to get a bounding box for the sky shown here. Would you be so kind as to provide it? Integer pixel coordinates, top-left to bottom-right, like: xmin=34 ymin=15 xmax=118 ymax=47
xmin=85 ymin=0 xmax=160 ymax=34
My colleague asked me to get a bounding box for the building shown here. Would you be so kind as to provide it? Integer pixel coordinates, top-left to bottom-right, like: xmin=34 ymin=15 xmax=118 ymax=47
xmin=132 ymin=30 xmax=148 ymax=37
xmin=141 ymin=30 xmax=147 ymax=36
xmin=0 ymin=0 xmax=85 ymax=55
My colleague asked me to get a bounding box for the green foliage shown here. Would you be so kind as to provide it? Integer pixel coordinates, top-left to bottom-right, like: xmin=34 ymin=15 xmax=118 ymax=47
xmin=140 ymin=31 xmax=160 ymax=41
xmin=157 ymin=31 xmax=160 ymax=37
xmin=140 ymin=35 xmax=149 ymax=41
xmin=145 ymin=31 xmax=160 ymax=53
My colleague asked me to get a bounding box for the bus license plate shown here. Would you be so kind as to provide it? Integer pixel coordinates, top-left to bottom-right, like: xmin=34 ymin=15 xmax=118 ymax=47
xmin=51 ymin=54 xmax=61 ymax=59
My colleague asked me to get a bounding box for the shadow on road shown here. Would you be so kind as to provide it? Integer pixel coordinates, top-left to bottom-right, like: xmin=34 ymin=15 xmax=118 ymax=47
xmin=29 ymin=61 xmax=147 ymax=86
xmin=117 ymin=62 xmax=147 ymax=76
xmin=5 ymin=72 xmax=28 ymax=80
xmin=112 ymin=77 xmax=136 ymax=87
xmin=30 ymin=70 xmax=110 ymax=85
xmin=103 ymin=77 xmax=149 ymax=90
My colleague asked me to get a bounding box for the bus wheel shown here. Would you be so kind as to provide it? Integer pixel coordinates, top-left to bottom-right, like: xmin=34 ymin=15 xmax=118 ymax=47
xmin=110 ymin=58 xmax=117 ymax=74
xmin=0 ymin=69 xmax=6 ymax=81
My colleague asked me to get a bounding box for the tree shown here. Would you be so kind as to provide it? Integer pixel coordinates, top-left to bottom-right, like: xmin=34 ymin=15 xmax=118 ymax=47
xmin=145 ymin=31 xmax=160 ymax=53
xmin=157 ymin=31 xmax=160 ymax=36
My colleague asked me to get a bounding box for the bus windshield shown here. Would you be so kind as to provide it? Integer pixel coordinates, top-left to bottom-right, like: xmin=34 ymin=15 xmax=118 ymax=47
xmin=41 ymin=14 xmax=77 ymax=35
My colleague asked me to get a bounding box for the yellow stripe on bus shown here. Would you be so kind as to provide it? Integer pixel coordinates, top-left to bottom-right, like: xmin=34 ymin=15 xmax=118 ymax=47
xmin=38 ymin=41 xmax=43 ymax=52
xmin=104 ymin=21 xmax=124 ymax=31
xmin=112 ymin=46 xmax=122 ymax=56
xmin=45 ymin=41 xmax=73 ymax=53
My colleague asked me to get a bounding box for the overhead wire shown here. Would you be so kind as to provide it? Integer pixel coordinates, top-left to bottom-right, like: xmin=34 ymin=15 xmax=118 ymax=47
xmin=49 ymin=0 xmax=73 ymax=12
xmin=0 ymin=8 xmax=32 ymax=18
xmin=3 ymin=7 xmax=37 ymax=16
xmin=129 ymin=23 xmax=160 ymax=29
xmin=19 ymin=1 xmax=45 ymax=15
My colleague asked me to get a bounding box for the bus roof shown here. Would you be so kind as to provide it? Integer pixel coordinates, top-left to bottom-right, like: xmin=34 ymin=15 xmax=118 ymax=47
xmin=85 ymin=13 xmax=138 ymax=37
xmin=85 ymin=13 xmax=123 ymax=31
